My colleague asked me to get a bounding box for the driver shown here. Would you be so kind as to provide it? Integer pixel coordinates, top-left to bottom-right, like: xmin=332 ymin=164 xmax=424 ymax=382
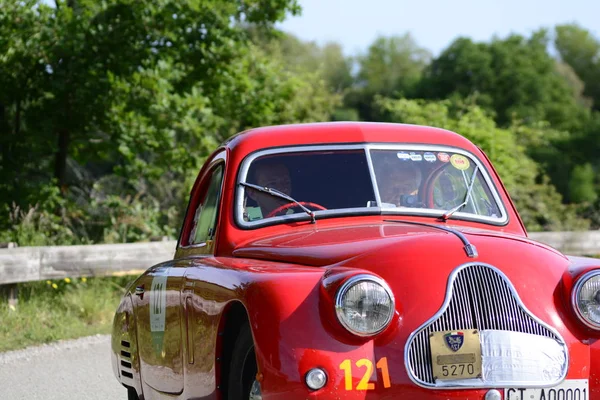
xmin=247 ymin=161 xmax=293 ymax=218
xmin=377 ymin=163 xmax=422 ymax=207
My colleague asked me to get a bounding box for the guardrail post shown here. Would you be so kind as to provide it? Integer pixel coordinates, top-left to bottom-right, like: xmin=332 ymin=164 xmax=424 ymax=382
xmin=0 ymin=283 xmax=18 ymax=306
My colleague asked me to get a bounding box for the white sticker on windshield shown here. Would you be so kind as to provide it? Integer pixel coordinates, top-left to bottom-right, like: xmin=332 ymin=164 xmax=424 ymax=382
xmin=410 ymin=152 xmax=423 ymax=161
xmin=397 ymin=151 xmax=410 ymax=161
xmin=424 ymin=152 xmax=436 ymax=162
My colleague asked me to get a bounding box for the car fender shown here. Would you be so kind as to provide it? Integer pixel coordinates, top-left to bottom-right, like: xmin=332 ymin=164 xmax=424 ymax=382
xmin=182 ymin=256 xmax=378 ymax=398
xmin=227 ymin=262 xmax=391 ymax=398
xmin=111 ymin=290 xmax=143 ymax=396
xmin=177 ymin=257 xmax=333 ymax=398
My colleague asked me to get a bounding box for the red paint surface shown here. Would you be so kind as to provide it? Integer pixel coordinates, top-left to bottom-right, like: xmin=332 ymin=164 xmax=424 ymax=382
xmin=111 ymin=122 xmax=600 ymax=399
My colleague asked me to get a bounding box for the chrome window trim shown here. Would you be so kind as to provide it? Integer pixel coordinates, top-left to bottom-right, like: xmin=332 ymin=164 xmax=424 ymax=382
xmin=334 ymin=274 xmax=395 ymax=337
xmin=403 ymin=261 xmax=569 ymax=389
xmin=235 ymin=143 xmax=508 ymax=228
xmin=365 ymin=147 xmax=383 ymax=206
xmin=571 ymin=270 xmax=600 ymax=330
xmin=178 ymin=152 xmax=227 ymax=251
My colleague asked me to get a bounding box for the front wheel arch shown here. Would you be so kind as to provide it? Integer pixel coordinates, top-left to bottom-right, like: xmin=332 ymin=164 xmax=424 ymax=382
xmin=218 ymin=302 xmax=257 ymax=400
xmin=227 ymin=323 xmax=258 ymax=400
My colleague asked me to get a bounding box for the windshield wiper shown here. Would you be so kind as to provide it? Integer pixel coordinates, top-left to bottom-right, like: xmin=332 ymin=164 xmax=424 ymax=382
xmin=439 ymin=166 xmax=479 ymax=221
xmin=240 ymin=182 xmax=316 ymax=224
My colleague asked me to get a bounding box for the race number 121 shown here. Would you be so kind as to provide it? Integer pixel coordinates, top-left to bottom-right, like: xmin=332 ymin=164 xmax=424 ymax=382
xmin=339 ymin=357 xmax=391 ymax=390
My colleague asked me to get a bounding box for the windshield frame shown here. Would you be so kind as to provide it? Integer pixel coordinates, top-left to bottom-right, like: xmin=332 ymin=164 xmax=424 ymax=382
xmin=234 ymin=143 xmax=509 ymax=229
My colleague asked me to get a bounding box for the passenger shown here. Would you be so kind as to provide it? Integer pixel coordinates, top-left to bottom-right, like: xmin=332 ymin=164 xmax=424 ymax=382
xmin=377 ymin=163 xmax=422 ymax=207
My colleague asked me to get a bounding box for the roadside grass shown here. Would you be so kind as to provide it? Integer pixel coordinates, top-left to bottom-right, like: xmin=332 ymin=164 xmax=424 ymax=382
xmin=0 ymin=276 xmax=136 ymax=353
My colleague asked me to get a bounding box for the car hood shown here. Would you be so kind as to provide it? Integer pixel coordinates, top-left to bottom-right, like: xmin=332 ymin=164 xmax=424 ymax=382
xmin=232 ymin=221 xmax=566 ymax=268
xmin=232 ymin=221 xmax=572 ymax=332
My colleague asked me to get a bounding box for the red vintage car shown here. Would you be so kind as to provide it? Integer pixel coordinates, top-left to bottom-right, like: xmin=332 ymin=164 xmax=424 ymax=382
xmin=111 ymin=122 xmax=599 ymax=400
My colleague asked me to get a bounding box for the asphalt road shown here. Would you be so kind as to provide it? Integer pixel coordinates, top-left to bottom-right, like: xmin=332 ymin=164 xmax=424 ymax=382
xmin=0 ymin=334 xmax=125 ymax=400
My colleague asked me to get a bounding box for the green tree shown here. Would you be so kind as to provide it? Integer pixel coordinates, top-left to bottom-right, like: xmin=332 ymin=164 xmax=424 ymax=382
xmin=419 ymin=38 xmax=494 ymax=107
xmin=253 ymin=30 xmax=354 ymax=93
xmin=419 ymin=32 xmax=587 ymax=130
xmin=1 ymin=0 xmax=347 ymax=244
xmin=554 ymin=61 xmax=593 ymax=109
xmin=0 ymin=1 xmax=56 ymax=210
xmin=555 ymin=24 xmax=600 ymax=110
xmin=357 ymin=34 xmax=430 ymax=97
xmin=108 ymin=44 xmax=340 ymax=184
xmin=569 ymin=163 xmax=597 ymax=204
xmin=346 ymin=33 xmax=430 ymax=121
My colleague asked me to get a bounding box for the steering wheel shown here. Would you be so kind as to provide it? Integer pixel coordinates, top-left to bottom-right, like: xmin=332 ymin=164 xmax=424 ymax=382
xmin=426 ymin=167 xmax=458 ymax=209
xmin=266 ymin=201 xmax=327 ymax=218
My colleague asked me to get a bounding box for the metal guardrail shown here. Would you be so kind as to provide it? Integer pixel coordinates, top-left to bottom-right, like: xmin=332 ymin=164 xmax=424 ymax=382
xmin=1 ymin=231 xmax=600 ymax=287
xmin=529 ymin=231 xmax=600 ymax=257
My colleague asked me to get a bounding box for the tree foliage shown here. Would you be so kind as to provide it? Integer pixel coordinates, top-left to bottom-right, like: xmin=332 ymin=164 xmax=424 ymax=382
xmin=357 ymin=34 xmax=431 ymax=97
xmin=418 ymin=32 xmax=587 ymax=130
xmin=342 ymin=33 xmax=431 ymax=121
xmin=555 ymin=23 xmax=600 ymax=110
xmin=3 ymin=2 xmax=600 ymax=241
xmin=254 ymin=31 xmax=354 ymax=93
xmin=0 ymin=0 xmax=342 ymax=244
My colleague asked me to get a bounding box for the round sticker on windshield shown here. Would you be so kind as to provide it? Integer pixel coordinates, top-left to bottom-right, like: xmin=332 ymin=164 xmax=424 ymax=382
xmin=450 ymin=154 xmax=470 ymax=170
xmin=437 ymin=152 xmax=450 ymax=163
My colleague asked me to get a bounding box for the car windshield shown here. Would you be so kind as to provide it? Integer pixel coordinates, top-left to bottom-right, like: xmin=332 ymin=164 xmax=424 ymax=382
xmin=237 ymin=145 xmax=506 ymax=226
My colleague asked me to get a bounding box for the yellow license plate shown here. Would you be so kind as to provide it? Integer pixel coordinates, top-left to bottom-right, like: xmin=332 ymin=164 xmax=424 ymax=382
xmin=429 ymin=330 xmax=482 ymax=381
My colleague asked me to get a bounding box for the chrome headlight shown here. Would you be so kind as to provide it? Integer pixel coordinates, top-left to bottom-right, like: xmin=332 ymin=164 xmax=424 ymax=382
xmin=572 ymin=270 xmax=600 ymax=329
xmin=335 ymin=274 xmax=395 ymax=336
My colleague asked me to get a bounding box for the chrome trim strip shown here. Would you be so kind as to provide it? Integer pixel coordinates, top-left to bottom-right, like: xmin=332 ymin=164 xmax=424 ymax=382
xmin=365 ymin=147 xmax=383 ymax=206
xmin=235 ymin=143 xmax=509 ymax=228
xmin=571 ymin=270 xmax=600 ymax=330
xmin=403 ymin=262 xmax=569 ymax=389
xmin=334 ymin=274 xmax=395 ymax=337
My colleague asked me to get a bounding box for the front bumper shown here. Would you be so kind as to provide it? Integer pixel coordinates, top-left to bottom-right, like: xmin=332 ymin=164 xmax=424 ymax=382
xmin=259 ymin=344 xmax=594 ymax=399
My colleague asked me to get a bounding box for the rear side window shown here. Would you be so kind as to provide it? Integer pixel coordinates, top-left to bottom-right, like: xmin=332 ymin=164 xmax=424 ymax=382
xmin=190 ymin=165 xmax=224 ymax=245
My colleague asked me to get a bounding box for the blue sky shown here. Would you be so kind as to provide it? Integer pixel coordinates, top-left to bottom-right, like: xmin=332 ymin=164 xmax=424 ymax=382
xmin=277 ymin=0 xmax=600 ymax=56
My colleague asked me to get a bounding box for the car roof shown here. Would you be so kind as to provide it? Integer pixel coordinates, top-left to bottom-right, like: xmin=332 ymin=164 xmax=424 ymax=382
xmin=207 ymin=121 xmax=527 ymax=251
xmin=223 ymin=121 xmax=481 ymax=156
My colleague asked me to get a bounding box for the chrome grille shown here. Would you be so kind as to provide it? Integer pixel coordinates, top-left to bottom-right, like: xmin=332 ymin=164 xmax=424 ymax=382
xmin=406 ymin=264 xmax=560 ymax=386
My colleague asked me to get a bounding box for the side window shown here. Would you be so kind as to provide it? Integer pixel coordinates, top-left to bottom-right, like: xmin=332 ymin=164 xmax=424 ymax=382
xmin=189 ymin=164 xmax=224 ymax=245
